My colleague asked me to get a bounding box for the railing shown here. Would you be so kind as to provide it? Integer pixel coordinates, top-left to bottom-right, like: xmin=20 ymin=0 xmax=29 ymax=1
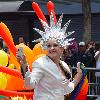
xmin=72 ymin=67 xmax=100 ymax=99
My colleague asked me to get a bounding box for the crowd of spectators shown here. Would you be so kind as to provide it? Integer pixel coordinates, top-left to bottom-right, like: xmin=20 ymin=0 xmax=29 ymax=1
xmin=62 ymin=41 xmax=96 ymax=68
xmin=62 ymin=40 xmax=100 ymax=99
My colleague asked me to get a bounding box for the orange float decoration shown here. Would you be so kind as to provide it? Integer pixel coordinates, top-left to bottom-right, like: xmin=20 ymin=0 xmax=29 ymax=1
xmin=0 ymin=22 xmax=14 ymax=44
xmin=0 ymin=90 xmax=33 ymax=99
xmin=0 ymin=22 xmax=34 ymax=92
xmin=6 ymin=75 xmax=24 ymax=91
xmin=0 ymin=66 xmax=22 ymax=79
xmin=47 ymin=1 xmax=57 ymax=24
xmin=32 ymin=42 xmax=48 ymax=62
xmin=0 ymin=66 xmax=24 ymax=91
xmin=32 ymin=43 xmax=47 ymax=57
xmin=7 ymin=44 xmax=34 ymax=90
xmin=32 ymin=2 xmax=48 ymax=26
xmin=0 ymin=22 xmax=20 ymax=69
xmin=0 ymin=13 xmax=35 ymax=100
xmin=0 ymin=22 xmax=17 ymax=56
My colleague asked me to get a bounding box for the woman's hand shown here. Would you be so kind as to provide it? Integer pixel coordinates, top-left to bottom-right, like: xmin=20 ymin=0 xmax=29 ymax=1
xmin=73 ymin=62 xmax=83 ymax=88
xmin=16 ymin=52 xmax=29 ymax=78
xmin=76 ymin=62 xmax=82 ymax=75
xmin=16 ymin=52 xmax=28 ymax=71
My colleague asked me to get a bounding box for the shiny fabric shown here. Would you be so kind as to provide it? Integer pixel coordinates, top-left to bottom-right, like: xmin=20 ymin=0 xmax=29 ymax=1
xmin=25 ymin=56 xmax=74 ymax=100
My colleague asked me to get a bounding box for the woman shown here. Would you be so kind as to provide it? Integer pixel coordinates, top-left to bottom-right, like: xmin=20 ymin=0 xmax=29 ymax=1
xmin=95 ymin=49 xmax=100 ymax=98
xmin=17 ymin=3 xmax=83 ymax=99
xmin=17 ymin=39 xmax=82 ymax=100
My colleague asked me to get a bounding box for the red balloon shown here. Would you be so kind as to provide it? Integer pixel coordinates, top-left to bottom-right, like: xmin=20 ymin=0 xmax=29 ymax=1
xmin=47 ymin=1 xmax=57 ymax=24
xmin=0 ymin=66 xmax=22 ymax=79
xmin=0 ymin=23 xmax=17 ymax=56
xmin=0 ymin=89 xmax=33 ymax=99
xmin=32 ymin=2 xmax=48 ymax=26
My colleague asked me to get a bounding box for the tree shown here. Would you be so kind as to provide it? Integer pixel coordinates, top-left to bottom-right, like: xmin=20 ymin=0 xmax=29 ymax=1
xmin=82 ymin=0 xmax=91 ymax=42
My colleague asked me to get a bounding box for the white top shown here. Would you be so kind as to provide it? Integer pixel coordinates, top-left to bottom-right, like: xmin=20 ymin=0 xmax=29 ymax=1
xmin=24 ymin=56 xmax=74 ymax=100
xmin=95 ymin=51 xmax=100 ymax=77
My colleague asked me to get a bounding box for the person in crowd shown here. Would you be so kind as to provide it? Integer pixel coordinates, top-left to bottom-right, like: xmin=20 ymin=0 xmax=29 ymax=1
xmin=77 ymin=42 xmax=88 ymax=66
xmin=0 ymin=37 xmax=9 ymax=54
xmin=16 ymin=9 xmax=84 ymax=100
xmin=68 ymin=41 xmax=78 ymax=67
xmin=85 ymin=41 xmax=96 ymax=68
xmin=18 ymin=36 xmax=26 ymax=44
xmin=77 ymin=41 xmax=96 ymax=84
xmin=62 ymin=44 xmax=78 ymax=68
xmin=77 ymin=41 xmax=96 ymax=68
xmin=62 ymin=47 xmax=72 ymax=66
xmin=95 ymin=48 xmax=100 ymax=97
xmin=62 ymin=40 xmax=78 ymax=65
xmin=26 ymin=41 xmax=30 ymax=47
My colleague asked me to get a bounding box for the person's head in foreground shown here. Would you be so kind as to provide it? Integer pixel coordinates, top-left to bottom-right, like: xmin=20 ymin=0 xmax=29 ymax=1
xmin=34 ymin=13 xmax=75 ymax=62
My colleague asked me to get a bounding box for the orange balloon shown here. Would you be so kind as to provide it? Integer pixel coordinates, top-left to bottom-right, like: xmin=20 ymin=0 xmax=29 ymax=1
xmin=0 ymin=22 xmax=14 ymax=43
xmin=6 ymin=75 xmax=24 ymax=91
xmin=32 ymin=43 xmax=47 ymax=57
xmin=0 ymin=23 xmax=17 ymax=56
xmin=33 ymin=54 xmax=46 ymax=62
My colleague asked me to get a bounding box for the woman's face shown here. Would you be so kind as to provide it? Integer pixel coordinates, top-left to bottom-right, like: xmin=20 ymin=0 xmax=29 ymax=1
xmin=46 ymin=39 xmax=64 ymax=60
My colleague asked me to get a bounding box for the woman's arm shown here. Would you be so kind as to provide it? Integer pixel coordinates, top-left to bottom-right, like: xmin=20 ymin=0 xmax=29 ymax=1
xmin=24 ymin=62 xmax=44 ymax=89
xmin=16 ymin=53 xmax=28 ymax=78
xmin=16 ymin=53 xmax=44 ymax=89
xmin=63 ymin=62 xmax=82 ymax=94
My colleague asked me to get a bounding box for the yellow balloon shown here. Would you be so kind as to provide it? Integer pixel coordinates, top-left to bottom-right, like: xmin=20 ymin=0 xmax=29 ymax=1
xmin=9 ymin=52 xmax=20 ymax=70
xmin=0 ymin=50 xmax=8 ymax=66
xmin=8 ymin=64 xmax=15 ymax=69
xmin=0 ymin=72 xmax=7 ymax=89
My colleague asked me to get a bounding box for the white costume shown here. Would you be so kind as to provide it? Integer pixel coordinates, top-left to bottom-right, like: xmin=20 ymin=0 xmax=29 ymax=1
xmin=25 ymin=56 xmax=74 ymax=100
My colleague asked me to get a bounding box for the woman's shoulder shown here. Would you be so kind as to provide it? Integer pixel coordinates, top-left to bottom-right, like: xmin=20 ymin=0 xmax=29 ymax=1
xmin=32 ymin=55 xmax=48 ymax=66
